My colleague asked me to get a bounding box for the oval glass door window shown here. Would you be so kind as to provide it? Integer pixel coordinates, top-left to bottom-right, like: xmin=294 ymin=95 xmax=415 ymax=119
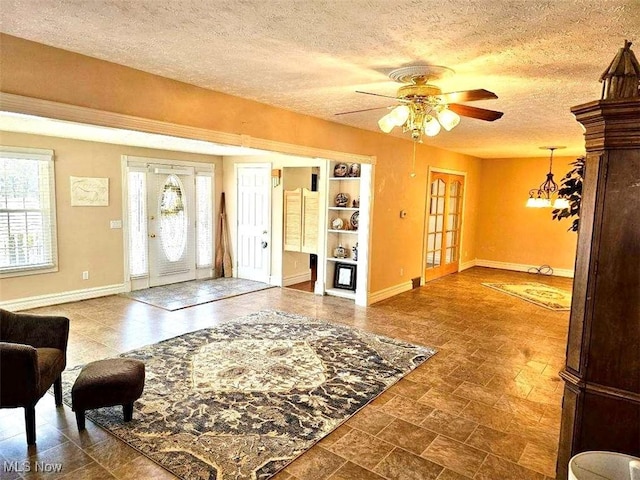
xmin=159 ymin=175 xmax=187 ymax=262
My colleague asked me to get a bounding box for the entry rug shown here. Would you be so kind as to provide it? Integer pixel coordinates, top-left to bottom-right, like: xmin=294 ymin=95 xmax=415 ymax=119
xmin=121 ymin=277 xmax=274 ymax=311
xmin=482 ymin=282 xmax=572 ymax=311
xmin=59 ymin=310 xmax=435 ymax=480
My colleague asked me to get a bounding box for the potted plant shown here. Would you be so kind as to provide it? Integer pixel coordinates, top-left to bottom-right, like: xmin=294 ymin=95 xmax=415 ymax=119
xmin=551 ymin=157 xmax=585 ymax=232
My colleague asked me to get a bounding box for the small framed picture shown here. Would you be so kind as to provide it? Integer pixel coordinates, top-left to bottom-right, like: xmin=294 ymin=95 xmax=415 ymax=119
xmin=334 ymin=263 xmax=357 ymax=290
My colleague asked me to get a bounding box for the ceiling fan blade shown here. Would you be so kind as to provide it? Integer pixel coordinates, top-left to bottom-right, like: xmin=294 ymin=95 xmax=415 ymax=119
xmin=334 ymin=105 xmax=394 ymax=116
xmin=448 ymin=103 xmax=504 ymax=121
xmin=439 ymin=89 xmax=498 ymax=103
xmin=355 ymin=90 xmax=408 ymax=102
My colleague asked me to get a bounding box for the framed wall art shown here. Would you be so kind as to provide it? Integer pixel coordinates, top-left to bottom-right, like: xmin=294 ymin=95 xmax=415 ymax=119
xmin=70 ymin=176 xmax=109 ymax=206
xmin=333 ymin=262 xmax=357 ymax=290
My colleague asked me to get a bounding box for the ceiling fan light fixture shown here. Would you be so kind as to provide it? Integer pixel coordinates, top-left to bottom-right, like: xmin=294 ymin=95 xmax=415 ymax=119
xmin=340 ymin=65 xmax=502 ymax=144
xmin=390 ymin=105 xmax=410 ymax=126
xmin=437 ymin=108 xmax=461 ymax=131
xmin=378 ymin=113 xmax=396 ymax=133
xmin=423 ymin=116 xmax=441 ymax=137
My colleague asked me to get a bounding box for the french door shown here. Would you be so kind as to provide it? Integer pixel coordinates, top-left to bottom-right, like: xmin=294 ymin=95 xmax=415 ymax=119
xmin=424 ymin=172 xmax=464 ymax=282
xmin=126 ymin=159 xmax=213 ymax=290
xmin=236 ymin=164 xmax=271 ymax=283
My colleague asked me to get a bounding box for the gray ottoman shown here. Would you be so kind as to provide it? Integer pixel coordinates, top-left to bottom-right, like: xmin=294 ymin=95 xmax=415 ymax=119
xmin=71 ymin=358 xmax=145 ymax=430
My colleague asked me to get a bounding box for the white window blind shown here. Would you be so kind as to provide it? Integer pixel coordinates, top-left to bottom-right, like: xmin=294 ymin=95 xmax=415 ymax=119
xmin=0 ymin=147 xmax=57 ymax=276
xmin=127 ymin=170 xmax=148 ymax=277
xmin=196 ymin=174 xmax=213 ymax=267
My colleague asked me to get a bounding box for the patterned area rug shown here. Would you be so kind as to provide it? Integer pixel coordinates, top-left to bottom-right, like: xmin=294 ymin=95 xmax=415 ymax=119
xmin=482 ymin=281 xmax=572 ymax=310
xmin=121 ymin=278 xmax=275 ymax=311
xmin=60 ymin=311 xmax=435 ymax=479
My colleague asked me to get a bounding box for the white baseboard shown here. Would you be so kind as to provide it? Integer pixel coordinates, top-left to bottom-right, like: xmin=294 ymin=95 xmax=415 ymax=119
xmin=283 ymin=271 xmax=312 ymax=287
xmin=459 ymin=259 xmax=477 ymax=271
xmin=369 ymin=281 xmax=413 ymax=304
xmin=474 ymin=259 xmax=574 ymax=278
xmin=0 ymin=283 xmax=127 ymax=311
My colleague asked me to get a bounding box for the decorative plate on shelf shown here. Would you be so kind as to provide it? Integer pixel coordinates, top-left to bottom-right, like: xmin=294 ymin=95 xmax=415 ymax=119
xmin=331 ymin=217 xmax=344 ymax=230
xmin=335 ymin=192 xmax=349 ymax=207
xmin=350 ymin=211 xmax=359 ymax=229
xmin=333 ymin=163 xmax=348 ymax=177
xmin=348 ymin=163 xmax=361 ymax=177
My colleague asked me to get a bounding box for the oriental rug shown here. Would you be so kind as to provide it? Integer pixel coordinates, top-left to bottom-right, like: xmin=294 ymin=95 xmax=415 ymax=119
xmin=121 ymin=277 xmax=274 ymax=311
xmin=60 ymin=310 xmax=435 ymax=479
xmin=482 ymin=281 xmax=572 ymax=311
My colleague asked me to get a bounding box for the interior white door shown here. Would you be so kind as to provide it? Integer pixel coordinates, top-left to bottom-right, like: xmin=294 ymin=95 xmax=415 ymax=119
xmin=147 ymin=165 xmax=196 ymax=286
xmin=236 ymin=164 xmax=271 ymax=282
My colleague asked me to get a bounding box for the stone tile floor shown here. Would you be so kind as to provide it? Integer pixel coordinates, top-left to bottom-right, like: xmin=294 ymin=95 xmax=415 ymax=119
xmin=0 ymin=267 xmax=571 ymax=479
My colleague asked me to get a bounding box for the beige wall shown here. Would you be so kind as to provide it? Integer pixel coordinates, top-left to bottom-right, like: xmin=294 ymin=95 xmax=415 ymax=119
xmin=475 ymin=156 xmax=578 ymax=271
xmin=0 ymin=131 xmax=221 ymax=301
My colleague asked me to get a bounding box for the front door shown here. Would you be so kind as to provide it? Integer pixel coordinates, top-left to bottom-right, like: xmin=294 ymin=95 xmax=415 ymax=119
xmin=147 ymin=165 xmax=196 ymax=286
xmin=424 ymin=172 xmax=464 ymax=282
xmin=236 ymin=164 xmax=271 ymax=282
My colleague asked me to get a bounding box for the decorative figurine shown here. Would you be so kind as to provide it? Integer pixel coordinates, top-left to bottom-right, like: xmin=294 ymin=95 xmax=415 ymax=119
xmin=348 ymin=163 xmax=361 ymax=177
xmin=333 ymin=163 xmax=348 ymax=177
xmin=335 ymin=192 xmax=349 ymax=207
xmin=352 ymin=243 xmax=358 ymax=261
xmin=334 ymin=244 xmax=346 ymax=258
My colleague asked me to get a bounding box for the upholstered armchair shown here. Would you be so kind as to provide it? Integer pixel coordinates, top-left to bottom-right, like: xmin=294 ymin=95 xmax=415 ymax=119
xmin=0 ymin=308 xmax=69 ymax=445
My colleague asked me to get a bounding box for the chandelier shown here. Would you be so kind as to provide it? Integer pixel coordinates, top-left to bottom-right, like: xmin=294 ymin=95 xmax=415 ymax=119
xmin=377 ymin=101 xmax=461 ymax=142
xmin=526 ymin=147 xmax=570 ymax=208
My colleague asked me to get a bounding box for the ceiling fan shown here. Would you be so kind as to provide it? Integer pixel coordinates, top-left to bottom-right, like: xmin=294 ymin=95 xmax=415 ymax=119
xmin=336 ymin=65 xmax=503 ymax=142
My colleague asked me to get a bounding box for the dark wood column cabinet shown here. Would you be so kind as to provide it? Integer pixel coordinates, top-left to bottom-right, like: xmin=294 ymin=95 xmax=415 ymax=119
xmin=556 ymin=96 xmax=640 ymax=479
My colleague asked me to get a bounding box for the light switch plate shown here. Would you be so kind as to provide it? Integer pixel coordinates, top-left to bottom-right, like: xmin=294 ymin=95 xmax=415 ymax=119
xmin=110 ymin=220 xmax=122 ymax=229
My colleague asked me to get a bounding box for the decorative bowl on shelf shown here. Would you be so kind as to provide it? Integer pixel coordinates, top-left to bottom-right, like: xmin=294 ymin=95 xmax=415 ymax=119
xmin=348 ymin=163 xmax=361 ymax=177
xmin=331 ymin=217 xmax=344 ymax=230
xmin=333 ymin=163 xmax=348 ymax=177
xmin=335 ymin=192 xmax=349 ymax=207
xmin=350 ymin=211 xmax=359 ymax=230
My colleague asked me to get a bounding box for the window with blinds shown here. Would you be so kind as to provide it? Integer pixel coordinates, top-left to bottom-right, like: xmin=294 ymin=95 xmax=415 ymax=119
xmin=128 ymin=170 xmax=148 ymax=277
xmin=0 ymin=147 xmax=57 ymax=276
xmin=196 ymin=174 xmax=212 ymax=268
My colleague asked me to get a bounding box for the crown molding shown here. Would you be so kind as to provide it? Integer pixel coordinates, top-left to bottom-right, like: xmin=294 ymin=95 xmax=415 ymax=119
xmin=0 ymin=92 xmax=376 ymax=164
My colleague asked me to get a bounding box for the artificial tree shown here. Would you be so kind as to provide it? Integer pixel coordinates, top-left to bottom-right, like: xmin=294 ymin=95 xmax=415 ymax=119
xmin=551 ymin=156 xmax=584 ymax=232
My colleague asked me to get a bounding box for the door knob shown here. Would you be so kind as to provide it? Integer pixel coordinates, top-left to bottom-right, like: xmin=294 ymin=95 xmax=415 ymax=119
xmin=261 ymin=241 xmax=268 ymax=249
xmin=150 ymin=234 xmax=156 ymax=238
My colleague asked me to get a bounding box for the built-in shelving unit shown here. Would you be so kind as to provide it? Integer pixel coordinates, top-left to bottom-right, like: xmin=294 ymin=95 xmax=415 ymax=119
xmin=323 ymin=161 xmax=372 ymax=305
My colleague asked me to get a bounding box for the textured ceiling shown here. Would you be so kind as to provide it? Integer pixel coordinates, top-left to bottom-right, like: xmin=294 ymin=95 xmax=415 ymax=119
xmin=1 ymin=0 xmax=638 ymax=158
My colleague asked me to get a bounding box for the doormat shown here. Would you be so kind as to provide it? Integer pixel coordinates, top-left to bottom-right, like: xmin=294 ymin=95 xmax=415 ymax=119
xmin=482 ymin=281 xmax=572 ymax=311
xmin=121 ymin=278 xmax=275 ymax=311
xmin=59 ymin=310 xmax=435 ymax=479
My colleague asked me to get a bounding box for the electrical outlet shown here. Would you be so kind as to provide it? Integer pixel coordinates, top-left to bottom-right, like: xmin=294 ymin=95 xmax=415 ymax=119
xmin=82 ymin=271 xmax=89 ymax=280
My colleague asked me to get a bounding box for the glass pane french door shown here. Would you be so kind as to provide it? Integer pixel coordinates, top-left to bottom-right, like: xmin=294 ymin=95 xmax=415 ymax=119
xmin=425 ymin=172 xmax=464 ymax=282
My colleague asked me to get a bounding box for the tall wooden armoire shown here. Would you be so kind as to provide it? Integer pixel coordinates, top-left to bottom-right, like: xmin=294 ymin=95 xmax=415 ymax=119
xmin=556 ymin=41 xmax=640 ymax=479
